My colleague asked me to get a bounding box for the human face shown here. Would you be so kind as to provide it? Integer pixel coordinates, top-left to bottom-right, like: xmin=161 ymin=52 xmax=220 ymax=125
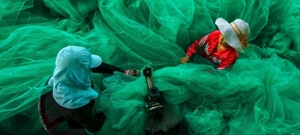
xmin=219 ymin=34 xmax=228 ymax=45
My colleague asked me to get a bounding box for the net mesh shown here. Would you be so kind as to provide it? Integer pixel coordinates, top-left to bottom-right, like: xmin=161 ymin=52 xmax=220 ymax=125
xmin=0 ymin=0 xmax=300 ymax=135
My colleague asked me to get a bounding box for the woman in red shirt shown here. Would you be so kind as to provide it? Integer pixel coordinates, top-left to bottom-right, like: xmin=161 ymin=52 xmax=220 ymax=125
xmin=180 ymin=18 xmax=250 ymax=70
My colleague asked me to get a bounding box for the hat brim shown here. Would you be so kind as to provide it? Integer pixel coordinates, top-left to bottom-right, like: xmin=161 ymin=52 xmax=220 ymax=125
xmin=91 ymin=55 xmax=102 ymax=68
xmin=215 ymin=18 xmax=244 ymax=53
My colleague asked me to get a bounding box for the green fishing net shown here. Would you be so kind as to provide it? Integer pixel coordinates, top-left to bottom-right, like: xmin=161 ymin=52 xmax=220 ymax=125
xmin=1 ymin=0 xmax=300 ymax=135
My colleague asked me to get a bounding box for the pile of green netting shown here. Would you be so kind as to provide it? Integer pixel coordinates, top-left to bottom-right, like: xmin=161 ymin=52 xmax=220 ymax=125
xmin=1 ymin=0 xmax=299 ymax=135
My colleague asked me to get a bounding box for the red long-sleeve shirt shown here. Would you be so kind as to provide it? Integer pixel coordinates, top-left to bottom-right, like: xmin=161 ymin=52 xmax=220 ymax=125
xmin=186 ymin=30 xmax=238 ymax=70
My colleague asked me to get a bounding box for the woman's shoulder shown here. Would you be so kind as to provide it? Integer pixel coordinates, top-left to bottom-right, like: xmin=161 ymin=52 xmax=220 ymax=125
xmin=210 ymin=30 xmax=221 ymax=35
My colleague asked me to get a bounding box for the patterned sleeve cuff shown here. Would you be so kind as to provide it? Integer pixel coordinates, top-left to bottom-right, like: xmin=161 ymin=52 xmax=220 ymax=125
xmin=186 ymin=52 xmax=192 ymax=57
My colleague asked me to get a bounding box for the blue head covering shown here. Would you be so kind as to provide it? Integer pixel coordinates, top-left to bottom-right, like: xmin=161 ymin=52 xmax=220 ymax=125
xmin=48 ymin=46 xmax=102 ymax=109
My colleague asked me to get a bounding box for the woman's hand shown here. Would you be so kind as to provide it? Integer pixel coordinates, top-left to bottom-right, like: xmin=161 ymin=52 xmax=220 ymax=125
xmin=180 ymin=55 xmax=190 ymax=64
xmin=124 ymin=69 xmax=140 ymax=77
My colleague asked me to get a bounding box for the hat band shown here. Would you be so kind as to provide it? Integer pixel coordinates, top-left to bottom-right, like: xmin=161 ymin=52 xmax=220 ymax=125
xmin=230 ymin=22 xmax=243 ymax=36
xmin=230 ymin=22 xmax=250 ymax=47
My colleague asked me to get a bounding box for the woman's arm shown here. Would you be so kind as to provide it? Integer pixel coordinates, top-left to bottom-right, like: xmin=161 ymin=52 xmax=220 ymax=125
xmin=91 ymin=62 xmax=123 ymax=74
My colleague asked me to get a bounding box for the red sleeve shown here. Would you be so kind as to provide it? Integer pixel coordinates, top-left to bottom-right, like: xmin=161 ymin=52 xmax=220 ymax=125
xmin=217 ymin=54 xmax=238 ymax=70
xmin=186 ymin=34 xmax=209 ymax=56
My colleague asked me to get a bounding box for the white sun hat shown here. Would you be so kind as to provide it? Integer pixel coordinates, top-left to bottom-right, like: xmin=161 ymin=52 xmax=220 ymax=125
xmin=215 ymin=18 xmax=250 ymax=52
